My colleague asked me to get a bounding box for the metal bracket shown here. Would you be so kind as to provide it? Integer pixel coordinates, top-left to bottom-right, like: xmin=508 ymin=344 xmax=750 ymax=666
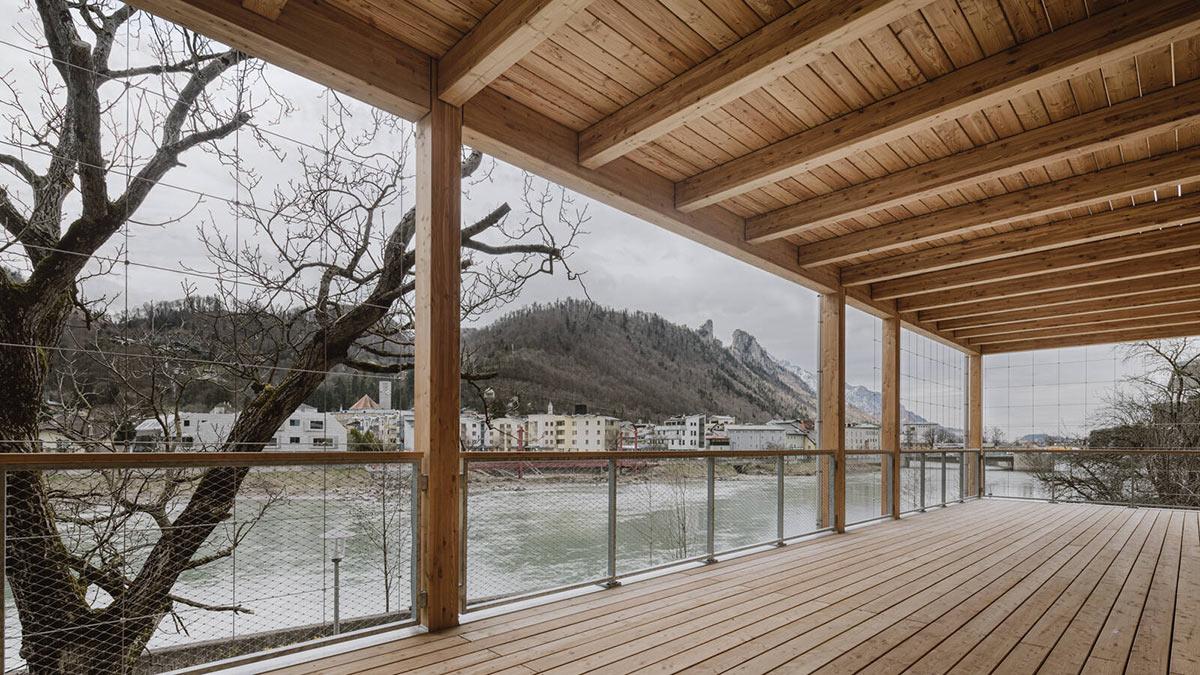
xmin=418 ymin=474 xmax=429 ymax=491
xmin=417 ymin=590 xmax=428 ymax=609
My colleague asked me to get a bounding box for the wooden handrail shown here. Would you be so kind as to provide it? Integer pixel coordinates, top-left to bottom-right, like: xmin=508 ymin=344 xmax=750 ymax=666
xmin=460 ymin=449 xmax=833 ymax=462
xmin=0 ymin=451 xmax=423 ymax=471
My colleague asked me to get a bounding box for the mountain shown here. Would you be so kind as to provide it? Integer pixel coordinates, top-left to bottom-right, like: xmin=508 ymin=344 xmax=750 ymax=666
xmin=461 ymin=300 xmax=882 ymax=423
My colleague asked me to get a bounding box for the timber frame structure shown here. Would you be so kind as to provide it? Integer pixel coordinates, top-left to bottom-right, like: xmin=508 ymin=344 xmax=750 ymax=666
xmin=121 ymin=0 xmax=1200 ymax=633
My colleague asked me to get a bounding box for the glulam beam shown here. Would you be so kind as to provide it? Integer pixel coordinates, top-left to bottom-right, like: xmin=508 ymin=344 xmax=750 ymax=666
xmin=578 ymin=0 xmax=924 ymax=169
xmin=688 ymin=0 xmax=1200 ymax=222
xmin=438 ymin=0 xmax=593 ymax=106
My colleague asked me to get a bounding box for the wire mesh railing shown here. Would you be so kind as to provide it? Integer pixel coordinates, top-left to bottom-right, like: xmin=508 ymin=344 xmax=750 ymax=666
xmin=844 ymin=452 xmax=892 ymax=526
xmin=898 ymin=450 xmax=973 ymax=515
xmin=0 ymin=451 xmax=420 ymax=674
xmin=460 ymin=450 xmax=834 ymax=609
xmin=982 ymin=448 xmax=1200 ymax=509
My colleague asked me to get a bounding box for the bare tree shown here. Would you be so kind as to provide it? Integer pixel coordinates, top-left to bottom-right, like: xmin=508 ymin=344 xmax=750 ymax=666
xmin=0 ymin=3 xmax=582 ymax=672
xmin=1037 ymin=339 xmax=1200 ymax=507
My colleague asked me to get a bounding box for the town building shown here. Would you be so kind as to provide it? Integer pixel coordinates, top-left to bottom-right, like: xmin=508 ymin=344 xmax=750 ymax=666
xmin=726 ymin=421 xmax=815 ymax=451
xmin=133 ymin=404 xmax=347 ymax=451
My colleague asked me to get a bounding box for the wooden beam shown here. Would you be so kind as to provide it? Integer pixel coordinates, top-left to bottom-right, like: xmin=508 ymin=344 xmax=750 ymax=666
xmin=871 ymin=225 xmax=1200 ymax=301
xmin=969 ymin=314 xmax=1200 ymax=346
xmin=819 ymin=290 xmax=846 ymax=533
xmin=708 ymin=79 xmax=1200 ymax=225
xmin=576 ymin=0 xmax=925 ymax=169
xmin=683 ymin=0 xmax=1200 ymax=218
xmin=127 ymin=0 xmax=975 ymax=354
xmin=882 ymin=314 xmax=900 ymax=519
xmin=415 ymin=87 xmax=463 ymax=631
xmin=794 ymin=146 xmax=1200 ymax=266
xmin=936 ymin=287 xmax=1200 ymax=331
xmin=979 ymin=322 xmax=1200 ymax=354
xmin=967 ymin=354 xmax=981 ymax=498
xmin=438 ymin=0 xmax=593 ymax=106
xmin=917 ymin=269 xmax=1200 ymax=323
xmin=242 ymin=0 xmax=288 ymax=20
xmin=126 ymin=0 xmax=431 ymax=121
xmin=842 ymin=194 xmax=1200 ymax=286
xmin=952 ymin=300 xmax=1200 ymax=340
xmin=897 ymin=249 xmax=1200 ymax=313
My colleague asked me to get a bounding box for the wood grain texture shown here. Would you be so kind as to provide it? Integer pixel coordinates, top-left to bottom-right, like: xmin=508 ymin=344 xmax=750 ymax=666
xmin=249 ymin=501 xmax=1200 ymax=675
xmin=697 ymin=0 xmax=1200 ymax=225
xmin=415 ymin=88 xmax=463 ymax=631
xmin=578 ymin=0 xmax=927 ymax=168
xmin=438 ymin=0 xmax=594 ymax=105
xmin=820 ymin=290 xmax=846 ymax=533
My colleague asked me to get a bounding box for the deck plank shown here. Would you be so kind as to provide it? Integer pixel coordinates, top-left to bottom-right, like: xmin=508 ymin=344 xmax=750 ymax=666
xmin=245 ymin=501 xmax=1200 ymax=675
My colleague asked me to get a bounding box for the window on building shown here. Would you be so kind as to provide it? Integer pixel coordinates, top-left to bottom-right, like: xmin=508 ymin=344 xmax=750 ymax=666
xmin=289 ymin=436 xmax=300 ymax=444
xmin=310 ymin=420 xmax=324 ymax=431
xmin=289 ymin=419 xmax=300 ymax=427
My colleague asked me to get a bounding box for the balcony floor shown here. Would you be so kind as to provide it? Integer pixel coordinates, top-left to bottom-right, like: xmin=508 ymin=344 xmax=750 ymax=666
xmin=257 ymin=500 xmax=1199 ymax=674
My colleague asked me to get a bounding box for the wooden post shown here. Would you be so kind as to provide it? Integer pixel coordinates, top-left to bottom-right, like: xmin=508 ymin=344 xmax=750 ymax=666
xmin=819 ymin=291 xmax=846 ymax=533
xmin=882 ymin=315 xmax=901 ymax=519
xmin=416 ymin=76 xmax=463 ymax=632
xmin=967 ymin=353 xmax=983 ymax=498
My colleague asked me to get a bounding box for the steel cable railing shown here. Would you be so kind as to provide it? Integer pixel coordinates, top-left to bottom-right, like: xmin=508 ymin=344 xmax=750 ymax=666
xmin=459 ymin=450 xmax=838 ymax=609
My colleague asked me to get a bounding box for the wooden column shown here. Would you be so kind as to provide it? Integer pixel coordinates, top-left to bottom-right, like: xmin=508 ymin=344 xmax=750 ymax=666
xmin=967 ymin=353 xmax=983 ymax=498
xmin=882 ymin=315 xmax=901 ymax=519
xmin=415 ymin=79 xmax=463 ymax=631
xmin=819 ymin=291 xmax=846 ymax=533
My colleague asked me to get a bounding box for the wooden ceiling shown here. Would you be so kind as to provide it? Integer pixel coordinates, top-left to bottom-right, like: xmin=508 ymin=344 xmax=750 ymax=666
xmin=127 ymin=0 xmax=1200 ymax=355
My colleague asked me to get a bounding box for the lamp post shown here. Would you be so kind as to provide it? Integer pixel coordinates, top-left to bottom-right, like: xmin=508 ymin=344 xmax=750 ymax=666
xmin=324 ymin=528 xmax=351 ymax=634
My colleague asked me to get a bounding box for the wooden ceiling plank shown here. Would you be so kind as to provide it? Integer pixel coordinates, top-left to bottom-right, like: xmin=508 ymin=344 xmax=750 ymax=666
xmin=438 ymin=0 xmax=595 ymax=106
xmin=896 ymin=248 xmax=1200 ymax=313
xmin=967 ymin=313 xmax=1200 ymax=345
xmin=917 ymin=269 xmax=1200 ymax=322
xmin=794 ymin=145 xmax=1200 ymax=267
xmin=953 ymin=299 xmax=1200 ymax=340
xmin=937 ymin=287 xmax=1200 ymax=331
xmin=679 ymin=0 xmax=1200 ymax=217
xmin=743 ymin=78 xmax=1200 ymax=244
xmin=979 ymin=322 xmax=1200 ymax=354
xmin=870 ymin=224 xmax=1200 ymax=300
xmin=842 ymin=194 xmax=1200 ymax=285
xmin=241 ymin=0 xmax=288 ymax=20
xmin=127 ymin=0 xmax=431 ymax=120
xmin=576 ymin=0 xmax=928 ymax=169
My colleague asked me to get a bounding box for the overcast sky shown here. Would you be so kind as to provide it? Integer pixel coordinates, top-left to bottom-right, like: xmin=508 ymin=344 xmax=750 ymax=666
xmin=0 ymin=1 xmax=1148 ymax=436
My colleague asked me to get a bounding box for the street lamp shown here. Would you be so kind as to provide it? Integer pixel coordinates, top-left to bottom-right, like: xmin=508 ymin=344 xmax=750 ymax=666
xmin=324 ymin=528 xmax=352 ymax=634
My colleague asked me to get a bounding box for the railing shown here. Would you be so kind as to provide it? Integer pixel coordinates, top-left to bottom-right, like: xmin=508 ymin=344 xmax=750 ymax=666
xmin=844 ymin=451 xmax=893 ymax=526
xmin=982 ymin=448 xmax=1200 ymax=509
xmin=897 ymin=449 xmax=975 ymax=514
xmin=459 ymin=450 xmax=835 ymax=609
xmin=0 ymin=451 xmax=421 ymax=675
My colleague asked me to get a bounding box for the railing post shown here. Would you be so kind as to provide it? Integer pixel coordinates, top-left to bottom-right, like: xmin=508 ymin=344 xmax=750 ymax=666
xmin=958 ymin=452 xmax=965 ymax=503
xmin=776 ymin=455 xmax=785 ymax=546
xmin=705 ymin=456 xmax=717 ymax=563
xmin=940 ymin=451 xmax=947 ymax=506
xmin=919 ymin=453 xmax=926 ymax=511
xmin=606 ymin=459 xmax=620 ymax=586
xmin=1 ymin=470 xmax=5 ymax=672
xmin=410 ymin=463 xmax=421 ymax=620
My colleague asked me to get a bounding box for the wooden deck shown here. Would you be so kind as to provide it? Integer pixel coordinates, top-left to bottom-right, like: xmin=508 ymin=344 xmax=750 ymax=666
xmin=256 ymin=500 xmax=1199 ymax=674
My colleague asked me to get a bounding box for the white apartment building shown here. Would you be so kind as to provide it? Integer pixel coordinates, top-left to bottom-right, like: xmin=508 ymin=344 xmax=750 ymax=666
xmin=654 ymin=414 xmax=707 ymax=450
xmin=133 ymin=403 xmax=347 ymax=451
xmin=726 ymin=421 xmax=815 ymax=451
xmin=846 ymin=422 xmax=882 ymax=450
